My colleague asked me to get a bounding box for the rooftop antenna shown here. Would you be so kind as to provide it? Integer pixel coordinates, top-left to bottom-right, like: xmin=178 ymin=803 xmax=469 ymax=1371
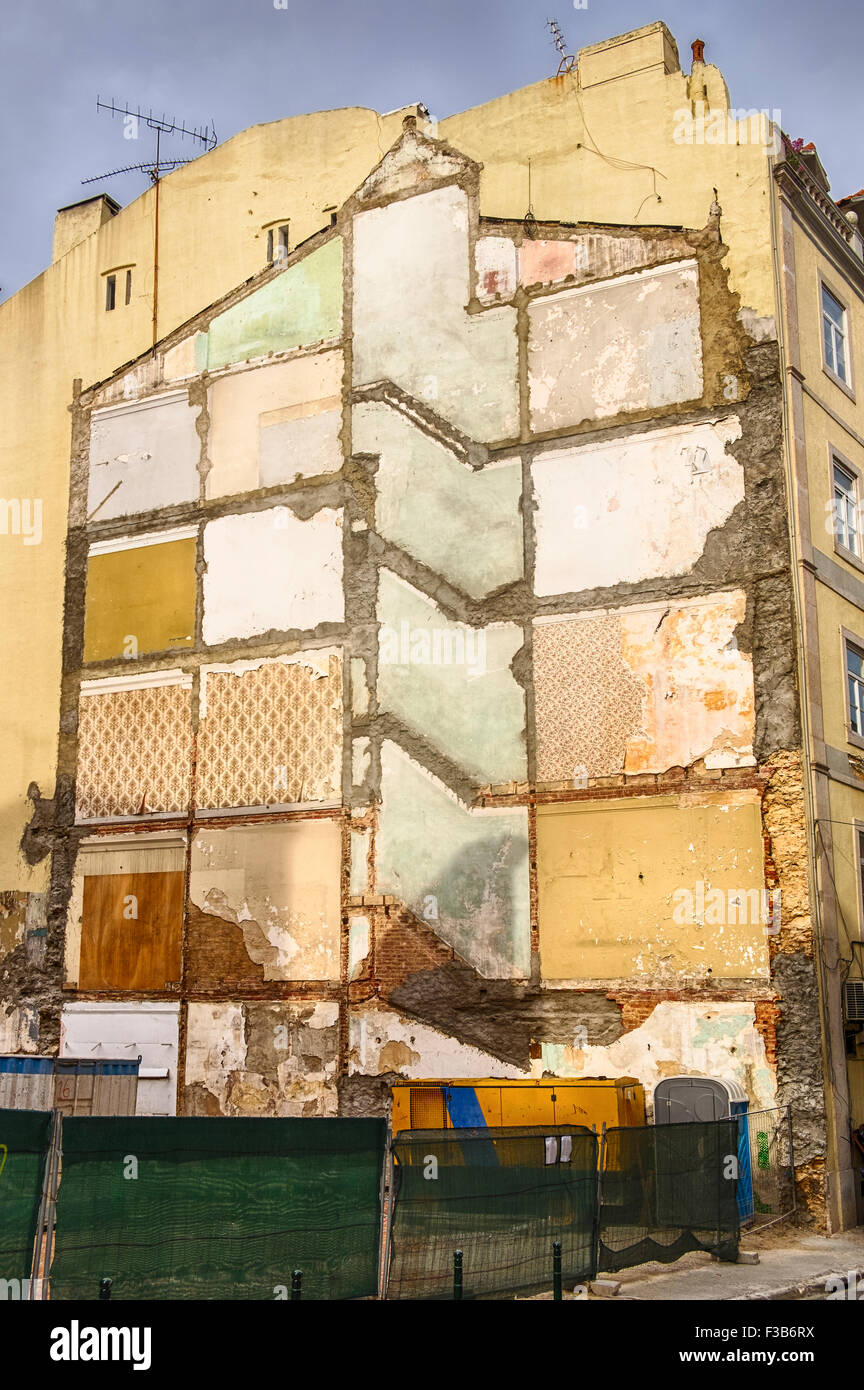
xmin=547 ymin=18 xmax=576 ymax=75
xmin=81 ymin=99 xmax=217 ymax=347
xmin=82 ymin=98 xmax=217 ymax=186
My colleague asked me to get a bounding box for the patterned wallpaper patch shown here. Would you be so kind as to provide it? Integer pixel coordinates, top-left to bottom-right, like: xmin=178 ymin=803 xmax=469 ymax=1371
xmin=533 ymin=593 xmax=755 ymax=781
xmin=76 ymin=679 xmax=193 ymax=820
xmin=196 ymin=650 xmax=343 ymax=808
xmin=534 ymin=614 xmax=645 ymax=781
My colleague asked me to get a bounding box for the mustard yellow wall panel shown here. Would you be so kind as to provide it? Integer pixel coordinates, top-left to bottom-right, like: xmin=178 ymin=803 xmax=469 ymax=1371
xmin=537 ymin=791 xmax=769 ymax=980
xmin=83 ymin=537 xmax=197 ymax=663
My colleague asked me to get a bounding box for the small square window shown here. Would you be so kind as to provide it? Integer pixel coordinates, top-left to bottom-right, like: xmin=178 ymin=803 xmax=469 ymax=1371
xmin=822 ymin=284 xmax=849 ymax=384
xmin=833 ymin=460 xmax=860 ymax=555
xmin=847 ymin=639 xmax=864 ymax=737
xmin=105 ymin=274 xmax=116 ymax=311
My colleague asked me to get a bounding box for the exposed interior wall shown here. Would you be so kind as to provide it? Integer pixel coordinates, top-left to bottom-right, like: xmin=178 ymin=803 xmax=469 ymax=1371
xmin=8 ymin=99 xmax=831 ymax=1223
xmin=0 ymin=23 xmax=778 ymax=927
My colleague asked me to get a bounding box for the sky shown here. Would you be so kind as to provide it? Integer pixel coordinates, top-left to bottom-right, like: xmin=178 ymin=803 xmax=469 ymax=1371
xmin=1 ymin=0 xmax=862 ymax=302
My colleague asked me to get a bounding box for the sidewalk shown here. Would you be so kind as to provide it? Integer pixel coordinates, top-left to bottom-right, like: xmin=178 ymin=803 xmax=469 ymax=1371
xmin=606 ymin=1226 xmax=864 ymax=1300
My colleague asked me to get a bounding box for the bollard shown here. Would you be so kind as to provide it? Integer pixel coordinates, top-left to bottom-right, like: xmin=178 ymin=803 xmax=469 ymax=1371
xmin=553 ymin=1241 xmax=562 ymax=1301
xmin=453 ymin=1249 xmax=463 ymax=1301
xmin=291 ymin=1269 xmax=302 ymax=1301
xmin=99 ymin=1277 xmax=112 ymax=1301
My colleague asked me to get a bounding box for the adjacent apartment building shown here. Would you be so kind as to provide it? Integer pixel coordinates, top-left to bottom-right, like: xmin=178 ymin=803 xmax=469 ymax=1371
xmin=1 ymin=22 xmax=862 ymax=1229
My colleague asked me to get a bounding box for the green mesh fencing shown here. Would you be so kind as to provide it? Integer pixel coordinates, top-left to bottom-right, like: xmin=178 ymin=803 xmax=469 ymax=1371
xmin=49 ymin=1116 xmax=386 ymax=1300
xmin=598 ymin=1120 xmax=740 ymax=1272
xmin=0 ymin=1107 xmax=52 ymax=1286
xmin=386 ymin=1126 xmax=599 ymax=1300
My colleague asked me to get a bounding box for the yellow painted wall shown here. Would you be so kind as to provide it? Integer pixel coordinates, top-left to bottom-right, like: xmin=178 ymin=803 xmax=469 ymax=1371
xmin=0 ymin=22 xmax=776 ymax=890
xmin=793 ymin=223 xmax=864 ymax=566
xmin=787 ymin=217 xmax=864 ymax=974
xmin=537 ymin=791 xmax=770 ymax=980
xmin=83 ymin=539 xmax=197 ymax=663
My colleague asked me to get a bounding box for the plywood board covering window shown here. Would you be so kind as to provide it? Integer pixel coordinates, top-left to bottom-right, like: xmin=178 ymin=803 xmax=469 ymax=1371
xmin=79 ymin=870 xmax=183 ymax=991
xmin=84 ymin=536 xmax=197 ymax=662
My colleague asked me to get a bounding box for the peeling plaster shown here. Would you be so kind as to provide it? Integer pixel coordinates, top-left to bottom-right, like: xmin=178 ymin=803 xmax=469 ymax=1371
xmin=189 ymin=821 xmax=341 ymax=981
xmin=528 ymin=261 xmax=703 ymax=430
xmin=537 ymin=1000 xmax=776 ymax=1112
xmin=349 ymin=1002 xmax=525 ymax=1079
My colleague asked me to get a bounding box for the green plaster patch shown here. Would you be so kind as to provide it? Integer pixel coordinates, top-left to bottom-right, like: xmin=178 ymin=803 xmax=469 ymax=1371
xmin=376 ymin=741 xmax=530 ymax=978
xmin=204 ymin=238 xmax=343 ymax=369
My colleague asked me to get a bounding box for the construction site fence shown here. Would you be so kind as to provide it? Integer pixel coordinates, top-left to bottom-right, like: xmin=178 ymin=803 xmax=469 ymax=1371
xmin=0 ymin=1108 xmax=794 ymax=1300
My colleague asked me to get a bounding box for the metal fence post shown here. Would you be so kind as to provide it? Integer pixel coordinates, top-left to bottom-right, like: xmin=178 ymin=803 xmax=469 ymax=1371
xmin=29 ymin=1107 xmax=59 ymax=1301
xmin=37 ymin=1108 xmax=62 ymax=1300
xmin=453 ymin=1249 xmax=463 ymax=1301
xmin=379 ymin=1135 xmax=396 ymax=1300
xmin=593 ymin=1124 xmax=607 ymax=1279
xmin=552 ymin=1240 xmax=562 ymax=1301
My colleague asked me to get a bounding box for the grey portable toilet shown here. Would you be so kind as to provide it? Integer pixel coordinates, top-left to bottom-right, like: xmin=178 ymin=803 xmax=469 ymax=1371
xmin=653 ymin=1075 xmax=753 ymax=1221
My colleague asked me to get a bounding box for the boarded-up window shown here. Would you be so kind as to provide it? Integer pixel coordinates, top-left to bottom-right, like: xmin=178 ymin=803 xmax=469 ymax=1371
xmin=68 ymin=834 xmax=186 ymax=993
xmin=79 ymin=871 xmax=183 ymax=991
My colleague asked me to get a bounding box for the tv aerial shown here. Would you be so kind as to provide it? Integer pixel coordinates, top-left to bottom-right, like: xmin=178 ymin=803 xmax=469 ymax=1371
xmin=547 ymin=18 xmax=576 ymax=75
xmin=81 ymin=98 xmax=217 ymax=186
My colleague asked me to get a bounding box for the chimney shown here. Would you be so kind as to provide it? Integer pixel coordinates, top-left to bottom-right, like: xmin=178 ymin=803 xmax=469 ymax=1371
xmin=53 ymin=194 xmax=120 ymax=263
xmin=691 ymin=39 xmax=705 ymax=64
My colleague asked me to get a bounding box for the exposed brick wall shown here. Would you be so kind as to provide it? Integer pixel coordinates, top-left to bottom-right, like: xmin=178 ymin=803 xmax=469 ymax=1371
xmin=346 ymin=896 xmax=462 ymax=996
xmin=754 ymin=999 xmax=780 ymax=1067
xmin=185 ymin=901 xmax=265 ymax=990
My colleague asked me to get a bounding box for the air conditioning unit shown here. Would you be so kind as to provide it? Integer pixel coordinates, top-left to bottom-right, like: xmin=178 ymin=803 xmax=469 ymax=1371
xmin=844 ymin=980 xmax=864 ymax=1023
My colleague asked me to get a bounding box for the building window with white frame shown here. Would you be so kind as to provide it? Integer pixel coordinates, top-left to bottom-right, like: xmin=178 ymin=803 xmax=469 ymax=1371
xmin=834 ymin=459 xmax=860 ymax=555
xmin=822 ymin=284 xmax=849 ymax=384
xmin=847 ymin=638 xmax=864 ymax=737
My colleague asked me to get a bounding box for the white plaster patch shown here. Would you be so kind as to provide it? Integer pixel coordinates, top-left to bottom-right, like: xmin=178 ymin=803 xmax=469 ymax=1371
xmin=532 ymin=417 xmax=744 ymax=596
xmin=350 ymin=828 xmax=370 ymax=896
xmin=202 ymin=506 xmax=344 ymax=644
xmin=88 ymin=391 xmax=201 ymax=522
xmin=352 ymin=736 xmax=371 ymax=786
xmin=528 ymin=260 xmax=703 ymax=429
xmin=349 ymin=1003 xmax=527 ymax=1079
